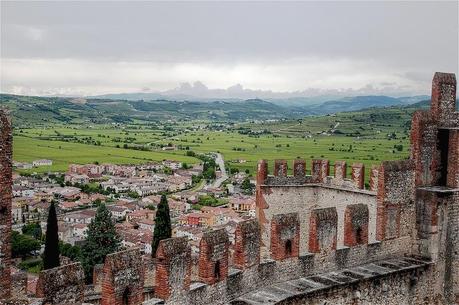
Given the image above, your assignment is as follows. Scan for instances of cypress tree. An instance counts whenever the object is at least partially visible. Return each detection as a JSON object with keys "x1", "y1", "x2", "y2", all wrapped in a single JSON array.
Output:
[
  {"x1": 81, "y1": 203, "x2": 121, "y2": 282},
  {"x1": 43, "y1": 202, "x2": 60, "y2": 269},
  {"x1": 151, "y1": 194, "x2": 172, "y2": 257}
]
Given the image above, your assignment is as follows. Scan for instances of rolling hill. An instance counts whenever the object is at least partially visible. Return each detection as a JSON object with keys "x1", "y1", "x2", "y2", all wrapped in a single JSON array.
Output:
[{"x1": 0, "y1": 93, "x2": 454, "y2": 127}]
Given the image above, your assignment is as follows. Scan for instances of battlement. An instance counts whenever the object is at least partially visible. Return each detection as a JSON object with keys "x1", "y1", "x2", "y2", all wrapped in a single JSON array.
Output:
[
  {"x1": 1, "y1": 73, "x2": 458, "y2": 305},
  {"x1": 257, "y1": 159, "x2": 373, "y2": 192}
]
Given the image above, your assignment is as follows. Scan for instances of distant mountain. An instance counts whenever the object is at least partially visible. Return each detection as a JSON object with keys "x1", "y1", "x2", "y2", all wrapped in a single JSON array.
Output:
[
  {"x1": 0, "y1": 93, "x2": 443, "y2": 127},
  {"x1": 0, "y1": 94, "x2": 291, "y2": 126}
]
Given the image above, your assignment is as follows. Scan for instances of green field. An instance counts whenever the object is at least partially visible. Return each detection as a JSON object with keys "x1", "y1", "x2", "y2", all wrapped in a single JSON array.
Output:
[
  {"x1": 13, "y1": 118, "x2": 409, "y2": 179},
  {"x1": 13, "y1": 135, "x2": 198, "y2": 173}
]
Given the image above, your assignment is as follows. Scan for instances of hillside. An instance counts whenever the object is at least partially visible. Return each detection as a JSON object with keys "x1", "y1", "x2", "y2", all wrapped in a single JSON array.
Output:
[
  {"x1": 0, "y1": 93, "x2": 454, "y2": 128},
  {"x1": 245, "y1": 100, "x2": 433, "y2": 137},
  {"x1": 0, "y1": 94, "x2": 292, "y2": 126}
]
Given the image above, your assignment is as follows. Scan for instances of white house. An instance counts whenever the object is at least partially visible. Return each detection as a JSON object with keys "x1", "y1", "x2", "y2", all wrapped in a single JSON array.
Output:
[
  {"x1": 137, "y1": 219, "x2": 155, "y2": 232},
  {"x1": 32, "y1": 159, "x2": 53, "y2": 167}
]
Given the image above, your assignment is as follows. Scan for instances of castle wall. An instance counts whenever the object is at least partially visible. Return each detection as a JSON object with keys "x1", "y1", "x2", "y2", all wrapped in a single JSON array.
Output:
[
  {"x1": 101, "y1": 248, "x2": 145, "y2": 305},
  {"x1": 36, "y1": 263, "x2": 85, "y2": 305},
  {"x1": 0, "y1": 110, "x2": 12, "y2": 300},
  {"x1": 231, "y1": 259, "x2": 440, "y2": 305},
  {"x1": 257, "y1": 182, "x2": 377, "y2": 255}
]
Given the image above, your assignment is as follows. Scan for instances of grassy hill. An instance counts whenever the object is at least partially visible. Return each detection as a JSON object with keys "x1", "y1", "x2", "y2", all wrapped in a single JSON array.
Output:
[
  {"x1": 0, "y1": 94, "x2": 293, "y2": 126},
  {"x1": 1, "y1": 93, "x2": 440, "y2": 127},
  {"x1": 245, "y1": 100, "x2": 432, "y2": 137}
]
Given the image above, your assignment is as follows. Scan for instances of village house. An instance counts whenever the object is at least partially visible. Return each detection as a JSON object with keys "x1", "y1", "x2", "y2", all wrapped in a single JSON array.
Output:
[
  {"x1": 173, "y1": 225, "x2": 204, "y2": 242},
  {"x1": 71, "y1": 223, "x2": 88, "y2": 239},
  {"x1": 184, "y1": 212, "x2": 214, "y2": 227},
  {"x1": 162, "y1": 160, "x2": 182, "y2": 170},
  {"x1": 64, "y1": 173, "x2": 90, "y2": 185},
  {"x1": 136, "y1": 218, "x2": 155, "y2": 232},
  {"x1": 12, "y1": 185, "x2": 35, "y2": 198},
  {"x1": 229, "y1": 195, "x2": 255, "y2": 213},
  {"x1": 13, "y1": 161, "x2": 33, "y2": 169},
  {"x1": 201, "y1": 206, "x2": 240, "y2": 226},
  {"x1": 126, "y1": 209, "x2": 155, "y2": 223},
  {"x1": 63, "y1": 210, "x2": 96, "y2": 224},
  {"x1": 107, "y1": 205, "x2": 130, "y2": 220},
  {"x1": 60, "y1": 201, "x2": 81, "y2": 211},
  {"x1": 32, "y1": 159, "x2": 53, "y2": 167},
  {"x1": 11, "y1": 200, "x2": 22, "y2": 223}
]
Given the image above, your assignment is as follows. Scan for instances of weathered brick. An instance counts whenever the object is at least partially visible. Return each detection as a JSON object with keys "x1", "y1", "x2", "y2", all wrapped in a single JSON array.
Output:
[
  {"x1": 233, "y1": 219, "x2": 260, "y2": 269},
  {"x1": 198, "y1": 229, "x2": 229, "y2": 285},
  {"x1": 0, "y1": 109, "x2": 12, "y2": 300},
  {"x1": 155, "y1": 237, "x2": 191, "y2": 300},
  {"x1": 271, "y1": 213, "x2": 300, "y2": 260}
]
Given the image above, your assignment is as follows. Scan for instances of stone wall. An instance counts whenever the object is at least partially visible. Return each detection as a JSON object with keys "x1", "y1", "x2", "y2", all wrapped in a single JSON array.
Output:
[
  {"x1": 233, "y1": 219, "x2": 260, "y2": 270},
  {"x1": 375, "y1": 160, "x2": 415, "y2": 241},
  {"x1": 308, "y1": 208, "x2": 337, "y2": 253},
  {"x1": 230, "y1": 258, "x2": 439, "y2": 305},
  {"x1": 198, "y1": 229, "x2": 229, "y2": 285},
  {"x1": 271, "y1": 213, "x2": 300, "y2": 260},
  {"x1": 257, "y1": 179, "x2": 377, "y2": 255},
  {"x1": 36, "y1": 263, "x2": 85, "y2": 305},
  {"x1": 101, "y1": 248, "x2": 144, "y2": 305},
  {"x1": 344, "y1": 204, "x2": 369, "y2": 247},
  {"x1": 0, "y1": 109, "x2": 12, "y2": 300},
  {"x1": 155, "y1": 237, "x2": 191, "y2": 301}
]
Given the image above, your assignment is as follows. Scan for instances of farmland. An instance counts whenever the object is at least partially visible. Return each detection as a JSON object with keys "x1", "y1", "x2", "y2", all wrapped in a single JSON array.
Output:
[
  {"x1": 13, "y1": 116, "x2": 410, "y2": 180},
  {"x1": 7, "y1": 93, "x2": 428, "y2": 179}
]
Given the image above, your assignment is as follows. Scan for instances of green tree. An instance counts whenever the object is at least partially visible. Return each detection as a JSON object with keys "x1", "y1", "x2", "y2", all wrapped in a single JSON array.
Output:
[
  {"x1": 59, "y1": 242, "x2": 81, "y2": 261},
  {"x1": 43, "y1": 202, "x2": 60, "y2": 269},
  {"x1": 12, "y1": 231, "x2": 41, "y2": 259},
  {"x1": 151, "y1": 195, "x2": 171, "y2": 257},
  {"x1": 22, "y1": 222, "x2": 42, "y2": 240},
  {"x1": 81, "y1": 204, "x2": 121, "y2": 282}
]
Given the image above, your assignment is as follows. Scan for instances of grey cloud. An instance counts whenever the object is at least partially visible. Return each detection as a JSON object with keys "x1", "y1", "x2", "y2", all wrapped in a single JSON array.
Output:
[{"x1": 1, "y1": 1, "x2": 458, "y2": 96}]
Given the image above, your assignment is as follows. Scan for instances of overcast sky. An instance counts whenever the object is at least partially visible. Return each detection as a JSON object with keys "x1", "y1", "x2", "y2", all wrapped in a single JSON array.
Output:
[{"x1": 1, "y1": 1, "x2": 458, "y2": 97}]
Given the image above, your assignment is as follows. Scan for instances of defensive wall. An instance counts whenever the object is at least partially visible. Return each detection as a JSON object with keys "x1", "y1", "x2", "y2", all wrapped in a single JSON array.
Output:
[{"x1": 0, "y1": 72, "x2": 458, "y2": 305}]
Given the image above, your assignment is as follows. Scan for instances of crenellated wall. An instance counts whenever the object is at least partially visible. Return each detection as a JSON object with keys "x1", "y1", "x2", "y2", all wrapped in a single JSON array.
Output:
[
  {"x1": 101, "y1": 248, "x2": 145, "y2": 305},
  {"x1": 1, "y1": 73, "x2": 458, "y2": 305},
  {"x1": 256, "y1": 158, "x2": 378, "y2": 254},
  {"x1": 36, "y1": 263, "x2": 85, "y2": 305}
]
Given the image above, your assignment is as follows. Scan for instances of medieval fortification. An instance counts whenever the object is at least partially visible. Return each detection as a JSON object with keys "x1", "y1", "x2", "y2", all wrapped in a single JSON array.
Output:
[{"x1": 1, "y1": 72, "x2": 458, "y2": 305}]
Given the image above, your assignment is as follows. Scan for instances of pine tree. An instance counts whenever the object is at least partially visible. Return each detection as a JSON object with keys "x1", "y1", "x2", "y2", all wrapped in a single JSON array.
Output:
[
  {"x1": 43, "y1": 202, "x2": 60, "y2": 270},
  {"x1": 81, "y1": 203, "x2": 121, "y2": 282},
  {"x1": 151, "y1": 194, "x2": 172, "y2": 257}
]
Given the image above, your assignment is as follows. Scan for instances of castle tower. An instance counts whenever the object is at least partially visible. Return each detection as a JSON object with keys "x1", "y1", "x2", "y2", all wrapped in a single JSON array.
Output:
[
  {"x1": 411, "y1": 72, "x2": 459, "y2": 303},
  {"x1": 0, "y1": 109, "x2": 12, "y2": 300}
]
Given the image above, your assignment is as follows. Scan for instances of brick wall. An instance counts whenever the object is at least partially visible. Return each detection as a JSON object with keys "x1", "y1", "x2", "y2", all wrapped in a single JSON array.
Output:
[
  {"x1": 270, "y1": 213, "x2": 300, "y2": 260},
  {"x1": 233, "y1": 219, "x2": 260, "y2": 270},
  {"x1": 351, "y1": 163, "x2": 365, "y2": 189},
  {"x1": 274, "y1": 159, "x2": 288, "y2": 177},
  {"x1": 431, "y1": 72, "x2": 457, "y2": 126},
  {"x1": 334, "y1": 161, "x2": 347, "y2": 181},
  {"x1": 369, "y1": 165, "x2": 379, "y2": 191},
  {"x1": 36, "y1": 263, "x2": 85, "y2": 305},
  {"x1": 0, "y1": 110, "x2": 12, "y2": 300},
  {"x1": 155, "y1": 237, "x2": 191, "y2": 300},
  {"x1": 101, "y1": 248, "x2": 144, "y2": 305},
  {"x1": 376, "y1": 160, "x2": 415, "y2": 241},
  {"x1": 198, "y1": 229, "x2": 229, "y2": 285},
  {"x1": 309, "y1": 208, "x2": 338, "y2": 253},
  {"x1": 344, "y1": 204, "x2": 369, "y2": 247},
  {"x1": 293, "y1": 159, "x2": 306, "y2": 178},
  {"x1": 447, "y1": 130, "x2": 459, "y2": 187}
]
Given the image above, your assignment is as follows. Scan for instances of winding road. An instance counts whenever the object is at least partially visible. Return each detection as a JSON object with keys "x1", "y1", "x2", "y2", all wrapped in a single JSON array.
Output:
[{"x1": 212, "y1": 152, "x2": 228, "y2": 188}]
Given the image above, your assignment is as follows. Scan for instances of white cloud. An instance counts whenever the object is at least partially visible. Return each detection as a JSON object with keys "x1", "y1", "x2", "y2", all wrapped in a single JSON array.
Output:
[{"x1": 0, "y1": 57, "x2": 429, "y2": 97}]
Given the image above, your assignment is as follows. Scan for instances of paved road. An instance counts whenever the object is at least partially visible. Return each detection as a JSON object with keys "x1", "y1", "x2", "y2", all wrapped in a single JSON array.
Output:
[{"x1": 212, "y1": 153, "x2": 228, "y2": 188}]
